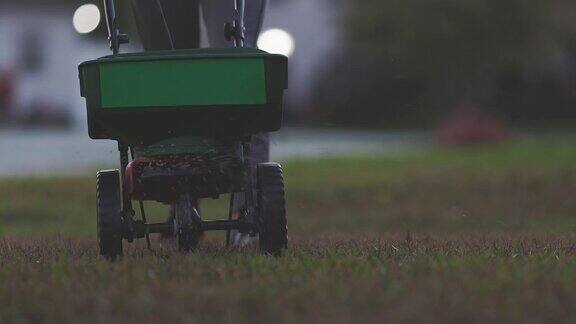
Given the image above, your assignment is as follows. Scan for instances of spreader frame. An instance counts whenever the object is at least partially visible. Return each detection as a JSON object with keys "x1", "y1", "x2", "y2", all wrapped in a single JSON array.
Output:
[{"x1": 88, "y1": 0, "x2": 288, "y2": 258}]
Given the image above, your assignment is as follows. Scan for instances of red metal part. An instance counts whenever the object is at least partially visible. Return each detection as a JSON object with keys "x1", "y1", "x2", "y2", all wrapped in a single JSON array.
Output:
[{"x1": 126, "y1": 156, "x2": 180, "y2": 204}]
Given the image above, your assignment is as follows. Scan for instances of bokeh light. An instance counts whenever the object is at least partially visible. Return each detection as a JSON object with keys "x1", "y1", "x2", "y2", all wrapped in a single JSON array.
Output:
[
  {"x1": 73, "y1": 4, "x2": 101, "y2": 34},
  {"x1": 257, "y1": 28, "x2": 295, "y2": 57}
]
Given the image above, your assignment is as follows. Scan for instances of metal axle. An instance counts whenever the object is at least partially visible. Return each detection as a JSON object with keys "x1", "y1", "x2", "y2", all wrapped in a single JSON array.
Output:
[{"x1": 131, "y1": 219, "x2": 244, "y2": 239}]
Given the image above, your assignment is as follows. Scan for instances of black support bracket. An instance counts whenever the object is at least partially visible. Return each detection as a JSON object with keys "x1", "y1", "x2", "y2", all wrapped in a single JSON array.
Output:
[{"x1": 132, "y1": 219, "x2": 247, "y2": 239}]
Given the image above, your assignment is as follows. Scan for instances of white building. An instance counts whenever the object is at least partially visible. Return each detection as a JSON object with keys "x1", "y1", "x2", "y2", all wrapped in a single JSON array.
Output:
[{"x1": 0, "y1": 2, "x2": 109, "y2": 128}]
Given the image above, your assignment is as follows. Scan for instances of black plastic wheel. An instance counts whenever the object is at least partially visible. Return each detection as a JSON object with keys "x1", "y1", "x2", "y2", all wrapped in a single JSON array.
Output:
[
  {"x1": 257, "y1": 162, "x2": 288, "y2": 255},
  {"x1": 96, "y1": 170, "x2": 123, "y2": 260},
  {"x1": 174, "y1": 194, "x2": 202, "y2": 252}
]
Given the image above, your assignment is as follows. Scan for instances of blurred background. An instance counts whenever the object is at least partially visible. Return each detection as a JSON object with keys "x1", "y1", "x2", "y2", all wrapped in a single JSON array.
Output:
[
  {"x1": 0, "y1": 0, "x2": 575, "y2": 174},
  {"x1": 3, "y1": 3, "x2": 576, "y2": 321}
]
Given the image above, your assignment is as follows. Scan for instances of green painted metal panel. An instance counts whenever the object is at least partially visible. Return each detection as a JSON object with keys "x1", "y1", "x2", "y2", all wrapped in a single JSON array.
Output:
[{"x1": 99, "y1": 58, "x2": 267, "y2": 108}]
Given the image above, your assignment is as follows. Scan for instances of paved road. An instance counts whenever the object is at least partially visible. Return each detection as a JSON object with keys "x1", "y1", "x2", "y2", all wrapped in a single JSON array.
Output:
[{"x1": 0, "y1": 127, "x2": 427, "y2": 177}]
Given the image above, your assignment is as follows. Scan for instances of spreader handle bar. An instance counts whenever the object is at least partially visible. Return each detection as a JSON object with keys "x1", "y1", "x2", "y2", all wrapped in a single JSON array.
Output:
[
  {"x1": 233, "y1": 0, "x2": 246, "y2": 47},
  {"x1": 224, "y1": 0, "x2": 246, "y2": 47},
  {"x1": 103, "y1": 0, "x2": 129, "y2": 54}
]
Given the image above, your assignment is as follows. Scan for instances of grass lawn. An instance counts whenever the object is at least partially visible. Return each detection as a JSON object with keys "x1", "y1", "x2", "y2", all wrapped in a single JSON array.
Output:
[{"x1": 2, "y1": 136, "x2": 576, "y2": 322}]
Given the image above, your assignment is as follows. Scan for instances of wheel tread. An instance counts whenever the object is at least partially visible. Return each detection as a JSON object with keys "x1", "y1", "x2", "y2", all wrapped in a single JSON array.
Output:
[
  {"x1": 96, "y1": 170, "x2": 123, "y2": 260},
  {"x1": 257, "y1": 163, "x2": 288, "y2": 255}
]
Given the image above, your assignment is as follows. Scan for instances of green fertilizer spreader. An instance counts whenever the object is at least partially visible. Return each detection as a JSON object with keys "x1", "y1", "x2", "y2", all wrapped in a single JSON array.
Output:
[{"x1": 79, "y1": 0, "x2": 288, "y2": 259}]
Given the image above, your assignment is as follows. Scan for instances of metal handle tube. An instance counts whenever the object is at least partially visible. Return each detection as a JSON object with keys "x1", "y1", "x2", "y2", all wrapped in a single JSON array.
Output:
[
  {"x1": 103, "y1": 0, "x2": 119, "y2": 54},
  {"x1": 233, "y1": 0, "x2": 246, "y2": 47}
]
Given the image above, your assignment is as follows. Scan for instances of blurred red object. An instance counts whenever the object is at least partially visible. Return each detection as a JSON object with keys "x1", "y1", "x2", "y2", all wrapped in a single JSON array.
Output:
[
  {"x1": 437, "y1": 111, "x2": 511, "y2": 147},
  {"x1": 0, "y1": 70, "x2": 15, "y2": 118}
]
